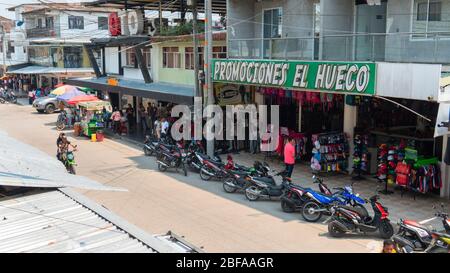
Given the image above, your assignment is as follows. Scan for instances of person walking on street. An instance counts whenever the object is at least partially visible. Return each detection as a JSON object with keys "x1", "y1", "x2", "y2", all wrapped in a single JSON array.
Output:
[{"x1": 284, "y1": 136, "x2": 296, "y2": 178}]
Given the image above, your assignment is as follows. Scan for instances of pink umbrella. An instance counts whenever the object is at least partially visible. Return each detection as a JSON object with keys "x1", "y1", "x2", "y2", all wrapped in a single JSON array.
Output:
[{"x1": 67, "y1": 95, "x2": 99, "y2": 105}]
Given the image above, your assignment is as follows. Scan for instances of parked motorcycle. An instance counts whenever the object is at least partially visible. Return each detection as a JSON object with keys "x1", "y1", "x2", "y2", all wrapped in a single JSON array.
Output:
[
  {"x1": 244, "y1": 171, "x2": 293, "y2": 201},
  {"x1": 198, "y1": 154, "x2": 232, "y2": 181},
  {"x1": 393, "y1": 203, "x2": 450, "y2": 253},
  {"x1": 280, "y1": 175, "x2": 331, "y2": 213},
  {"x1": 143, "y1": 135, "x2": 159, "y2": 156},
  {"x1": 326, "y1": 194, "x2": 394, "y2": 239},
  {"x1": 0, "y1": 91, "x2": 17, "y2": 104},
  {"x1": 156, "y1": 144, "x2": 188, "y2": 176},
  {"x1": 56, "y1": 111, "x2": 69, "y2": 131},
  {"x1": 300, "y1": 179, "x2": 367, "y2": 222}
]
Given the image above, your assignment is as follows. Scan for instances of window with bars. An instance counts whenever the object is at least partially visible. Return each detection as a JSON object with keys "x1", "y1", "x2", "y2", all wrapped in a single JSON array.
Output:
[
  {"x1": 68, "y1": 16, "x2": 84, "y2": 29},
  {"x1": 98, "y1": 17, "x2": 108, "y2": 30},
  {"x1": 413, "y1": 0, "x2": 448, "y2": 38},
  {"x1": 142, "y1": 47, "x2": 151, "y2": 68},
  {"x1": 162, "y1": 47, "x2": 181, "y2": 68},
  {"x1": 185, "y1": 46, "x2": 226, "y2": 70}
]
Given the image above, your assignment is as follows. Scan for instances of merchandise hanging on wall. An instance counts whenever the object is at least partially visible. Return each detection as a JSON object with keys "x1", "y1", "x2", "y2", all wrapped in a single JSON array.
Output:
[
  {"x1": 310, "y1": 132, "x2": 349, "y2": 174},
  {"x1": 352, "y1": 134, "x2": 369, "y2": 180}
]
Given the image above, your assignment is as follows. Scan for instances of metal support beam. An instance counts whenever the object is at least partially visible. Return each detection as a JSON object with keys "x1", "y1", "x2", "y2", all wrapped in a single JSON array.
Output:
[
  {"x1": 191, "y1": 0, "x2": 200, "y2": 97},
  {"x1": 134, "y1": 45, "x2": 152, "y2": 84},
  {"x1": 84, "y1": 45, "x2": 102, "y2": 78}
]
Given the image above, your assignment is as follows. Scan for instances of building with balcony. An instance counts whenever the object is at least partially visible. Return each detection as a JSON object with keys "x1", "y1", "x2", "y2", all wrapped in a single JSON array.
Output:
[
  {"x1": 222, "y1": 0, "x2": 450, "y2": 199},
  {"x1": 5, "y1": 3, "x2": 117, "y2": 91}
]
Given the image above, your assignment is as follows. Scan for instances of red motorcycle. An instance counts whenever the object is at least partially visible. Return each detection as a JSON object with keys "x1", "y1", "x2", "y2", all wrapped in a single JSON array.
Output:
[
  {"x1": 326, "y1": 194, "x2": 394, "y2": 239},
  {"x1": 199, "y1": 154, "x2": 234, "y2": 181}
]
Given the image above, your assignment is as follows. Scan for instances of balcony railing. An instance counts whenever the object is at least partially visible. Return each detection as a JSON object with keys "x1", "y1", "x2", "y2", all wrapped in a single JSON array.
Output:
[
  {"x1": 26, "y1": 27, "x2": 60, "y2": 38},
  {"x1": 228, "y1": 32, "x2": 450, "y2": 64}
]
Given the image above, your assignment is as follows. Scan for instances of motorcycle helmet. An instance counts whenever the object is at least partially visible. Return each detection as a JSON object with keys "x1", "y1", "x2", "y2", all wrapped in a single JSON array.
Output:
[
  {"x1": 387, "y1": 155, "x2": 395, "y2": 161},
  {"x1": 388, "y1": 161, "x2": 397, "y2": 169},
  {"x1": 388, "y1": 150, "x2": 396, "y2": 155}
]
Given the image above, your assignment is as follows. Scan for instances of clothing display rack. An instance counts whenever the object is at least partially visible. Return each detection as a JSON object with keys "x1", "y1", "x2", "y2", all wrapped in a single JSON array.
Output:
[
  {"x1": 352, "y1": 134, "x2": 369, "y2": 180},
  {"x1": 311, "y1": 132, "x2": 349, "y2": 174}
]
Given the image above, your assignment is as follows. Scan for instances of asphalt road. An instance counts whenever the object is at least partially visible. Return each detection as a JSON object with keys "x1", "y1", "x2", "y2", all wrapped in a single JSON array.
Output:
[{"x1": 0, "y1": 103, "x2": 383, "y2": 252}]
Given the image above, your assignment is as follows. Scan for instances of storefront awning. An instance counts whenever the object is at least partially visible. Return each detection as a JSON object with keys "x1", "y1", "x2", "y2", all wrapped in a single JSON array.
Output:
[
  {"x1": 66, "y1": 77, "x2": 194, "y2": 105},
  {"x1": 6, "y1": 65, "x2": 94, "y2": 75}
]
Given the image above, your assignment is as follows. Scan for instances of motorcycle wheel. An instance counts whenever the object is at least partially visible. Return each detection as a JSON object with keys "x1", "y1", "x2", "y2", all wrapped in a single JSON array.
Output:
[
  {"x1": 328, "y1": 221, "x2": 346, "y2": 238},
  {"x1": 67, "y1": 165, "x2": 76, "y2": 175},
  {"x1": 0, "y1": 98, "x2": 5, "y2": 104},
  {"x1": 56, "y1": 121, "x2": 65, "y2": 131},
  {"x1": 301, "y1": 201, "x2": 323, "y2": 222},
  {"x1": 158, "y1": 162, "x2": 168, "y2": 172},
  {"x1": 182, "y1": 163, "x2": 188, "y2": 176},
  {"x1": 379, "y1": 220, "x2": 394, "y2": 239},
  {"x1": 199, "y1": 167, "x2": 212, "y2": 181},
  {"x1": 143, "y1": 146, "x2": 153, "y2": 156},
  {"x1": 223, "y1": 178, "x2": 237, "y2": 193},
  {"x1": 281, "y1": 198, "x2": 295, "y2": 213},
  {"x1": 245, "y1": 186, "x2": 259, "y2": 201},
  {"x1": 11, "y1": 96, "x2": 17, "y2": 104}
]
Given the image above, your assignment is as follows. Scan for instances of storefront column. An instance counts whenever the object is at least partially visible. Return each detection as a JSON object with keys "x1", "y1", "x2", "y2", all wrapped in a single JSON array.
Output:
[
  {"x1": 344, "y1": 95, "x2": 357, "y2": 172},
  {"x1": 441, "y1": 134, "x2": 450, "y2": 199}
]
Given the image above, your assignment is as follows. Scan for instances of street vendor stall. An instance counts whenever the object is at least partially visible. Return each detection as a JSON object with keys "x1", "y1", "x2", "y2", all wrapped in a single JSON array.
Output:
[{"x1": 76, "y1": 100, "x2": 112, "y2": 140}]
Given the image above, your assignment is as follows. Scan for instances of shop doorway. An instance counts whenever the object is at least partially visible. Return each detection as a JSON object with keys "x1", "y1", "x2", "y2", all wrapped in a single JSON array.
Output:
[{"x1": 108, "y1": 92, "x2": 120, "y2": 110}]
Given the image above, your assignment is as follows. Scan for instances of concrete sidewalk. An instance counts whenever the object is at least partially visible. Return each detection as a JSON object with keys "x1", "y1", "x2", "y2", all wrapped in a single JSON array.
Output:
[
  {"x1": 106, "y1": 132, "x2": 450, "y2": 227},
  {"x1": 232, "y1": 152, "x2": 450, "y2": 226}
]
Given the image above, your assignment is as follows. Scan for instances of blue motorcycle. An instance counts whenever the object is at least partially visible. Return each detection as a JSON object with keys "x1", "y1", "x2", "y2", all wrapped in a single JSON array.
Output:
[{"x1": 301, "y1": 179, "x2": 367, "y2": 223}]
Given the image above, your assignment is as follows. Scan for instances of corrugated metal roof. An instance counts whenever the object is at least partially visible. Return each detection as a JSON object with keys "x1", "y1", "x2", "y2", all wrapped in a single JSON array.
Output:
[
  {"x1": 0, "y1": 190, "x2": 155, "y2": 253},
  {"x1": 0, "y1": 130, "x2": 125, "y2": 191}
]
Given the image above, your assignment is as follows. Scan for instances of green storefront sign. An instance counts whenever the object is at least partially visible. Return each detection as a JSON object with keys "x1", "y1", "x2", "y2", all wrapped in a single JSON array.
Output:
[{"x1": 212, "y1": 59, "x2": 376, "y2": 95}]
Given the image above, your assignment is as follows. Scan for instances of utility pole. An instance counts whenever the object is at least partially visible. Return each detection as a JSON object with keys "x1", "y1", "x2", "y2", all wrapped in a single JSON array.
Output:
[
  {"x1": 191, "y1": 0, "x2": 200, "y2": 97},
  {"x1": 0, "y1": 26, "x2": 6, "y2": 77},
  {"x1": 204, "y1": 0, "x2": 214, "y2": 156}
]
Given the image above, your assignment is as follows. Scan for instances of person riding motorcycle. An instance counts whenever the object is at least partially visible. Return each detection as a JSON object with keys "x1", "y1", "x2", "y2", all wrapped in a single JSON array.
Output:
[{"x1": 57, "y1": 134, "x2": 76, "y2": 162}]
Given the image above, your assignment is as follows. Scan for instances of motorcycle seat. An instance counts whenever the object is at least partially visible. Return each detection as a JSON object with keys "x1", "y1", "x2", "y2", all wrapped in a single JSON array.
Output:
[
  {"x1": 253, "y1": 176, "x2": 275, "y2": 185},
  {"x1": 235, "y1": 164, "x2": 251, "y2": 172},
  {"x1": 341, "y1": 205, "x2": 369, "y2": 218},
  {"x1": 198, "y1": 153, "x2": 222, "y2": 165},
  {"x1": 403, "y1": 220, "x2": 425, "y2": 228}
]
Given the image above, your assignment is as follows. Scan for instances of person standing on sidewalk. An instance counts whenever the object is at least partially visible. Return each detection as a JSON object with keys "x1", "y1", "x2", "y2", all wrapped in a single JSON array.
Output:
[
  {"x1": 110, "y1": 108, "x2": 122, "y2": 135},
  {"x1": 284, "y1": 137, "x2": 296, "y2": 178}
]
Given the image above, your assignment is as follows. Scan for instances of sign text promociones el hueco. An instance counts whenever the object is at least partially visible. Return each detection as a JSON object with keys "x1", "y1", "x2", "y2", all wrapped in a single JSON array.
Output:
[{"x1": 212, "y1": 59, "x2": 376, "y2": 95}]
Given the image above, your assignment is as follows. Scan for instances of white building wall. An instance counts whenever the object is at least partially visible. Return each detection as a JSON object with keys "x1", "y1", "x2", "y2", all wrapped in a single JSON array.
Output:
[
  {"x1": 105, "y1": 47, "x2": 119, "y2": 74},
  {"x1": 376, "y1": 62, "x2": 441, "y2": 101},
  {"x1": 123, "y1": 67, "x2": 144, "y2": 81},
  {"x1": 58, "y1": 11, "x2": 110, "y2": 39}
]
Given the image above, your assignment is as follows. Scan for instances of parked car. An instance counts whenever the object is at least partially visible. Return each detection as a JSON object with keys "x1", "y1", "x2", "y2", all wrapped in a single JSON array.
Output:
[{"x1": 32, "y1": 94, "x2": 59, "y2": 114}]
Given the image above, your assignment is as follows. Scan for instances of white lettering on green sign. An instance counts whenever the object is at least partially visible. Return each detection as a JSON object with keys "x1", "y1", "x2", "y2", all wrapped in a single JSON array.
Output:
[{"x1": 213, "y1": 60, "x2": 376, "y2": 95}]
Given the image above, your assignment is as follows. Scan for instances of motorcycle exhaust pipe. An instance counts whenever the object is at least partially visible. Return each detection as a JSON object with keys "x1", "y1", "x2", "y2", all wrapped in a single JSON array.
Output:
[
  {"x1": 331, "y1": 220, "x2": 350, "y2": 232},
  {"x1": 246, "y1": 187, "x2": 266, "y2": 198},
  {"x1": 201, "y1": 168, "x2": 215, "y2": 177},
  {"x1": 224, "y1": 180, "x2": 238, "y2": 189},
  {"x1": 157, "y1": 161, "x2": 170, "y2": 168}
]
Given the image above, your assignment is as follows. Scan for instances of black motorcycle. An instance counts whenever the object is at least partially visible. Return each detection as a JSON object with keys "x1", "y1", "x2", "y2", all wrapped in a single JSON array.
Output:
[
  {"x1": 244, "y1": 171, "x2": 292, "y2": 201},
  {"x1": 156, "y1": 145, "x2": 188, "y2": 176},
  {"x1": 143, "y1": 135, "x2": 159, "y2": 156},
  {"x1": 326, "y1": 194, "x2": 394, "y2": 239},
  {"x1": 392, "y1": 204, "x2": 450, "y2": 253}
]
